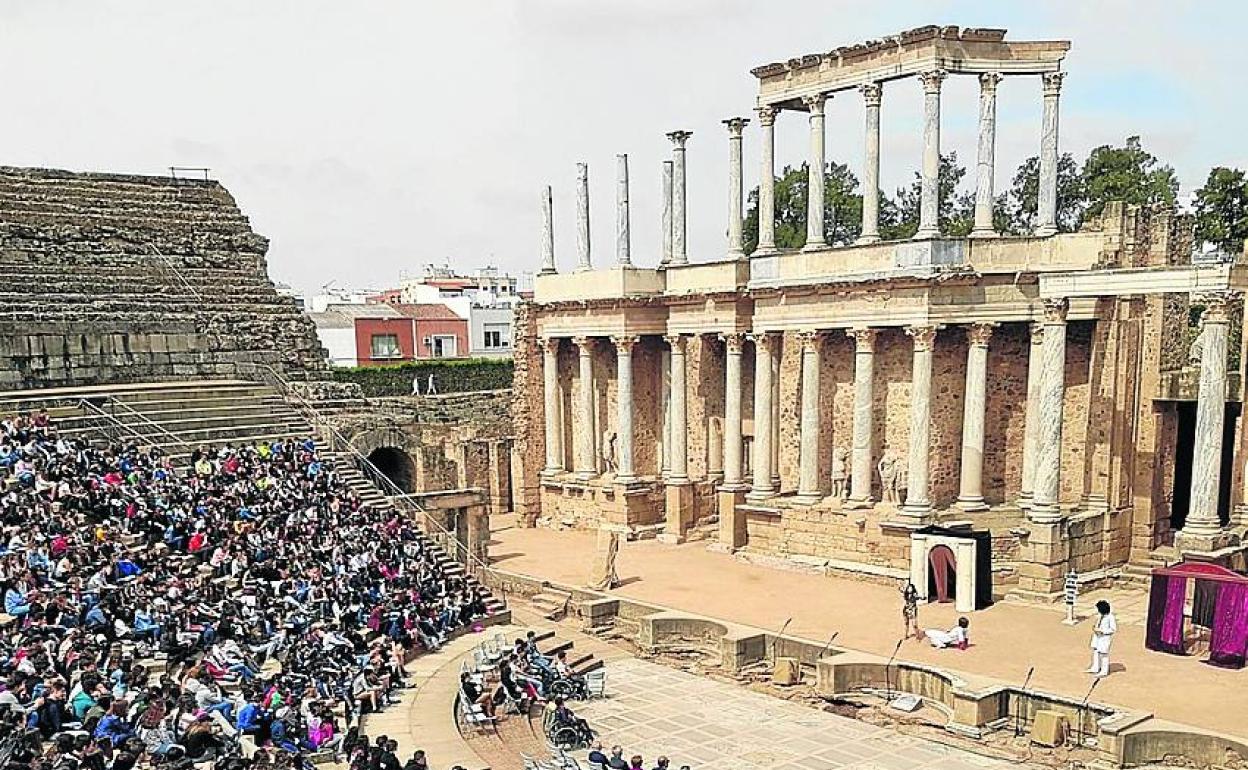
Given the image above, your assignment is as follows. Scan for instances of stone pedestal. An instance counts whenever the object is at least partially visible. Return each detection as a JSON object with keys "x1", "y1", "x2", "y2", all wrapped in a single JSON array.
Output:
[
  {"x1": 1013, "y1": 521, "x2": 1068, "y2": 602},
  {"x1": 660, "y1": 483, "x2": 695, "y2": 544},
  {"x1": 713, "y1": 488, "x2": 748, "y2": 551}
]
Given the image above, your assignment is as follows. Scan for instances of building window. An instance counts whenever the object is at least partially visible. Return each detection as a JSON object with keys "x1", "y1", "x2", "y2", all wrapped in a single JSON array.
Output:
[
  {"x1": 370, "y1": 334, "x2": 401, "y2": 359},
  {"x1": 484, "y1": 324, "x2": 509, "y2": 349},
  {"x1": 431, "y1": 334, "x2": 457, "y2": 358}
]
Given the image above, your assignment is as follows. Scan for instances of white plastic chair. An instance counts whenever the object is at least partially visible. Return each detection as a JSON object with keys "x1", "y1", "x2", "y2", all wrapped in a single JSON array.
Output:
[
  {"x1": 584, "y1": 669, "x2": 606, "y2": 699},
  {"x1": 473, "y1": 648, "x2": 498, "y2": 676}
]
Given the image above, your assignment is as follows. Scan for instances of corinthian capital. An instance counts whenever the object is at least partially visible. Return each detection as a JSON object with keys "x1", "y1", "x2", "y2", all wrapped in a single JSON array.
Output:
[
  {"x1": 1198, "y1": 290, "x2": 1240, "y2": 325},
  {"x1": 666, "y1": 130, "x2": 693, "y2": 148},
  {"x1": 1041, "y1": 297, "x2": 1069, "y2": 325},
  {"x1": 1042, "y1": 71, "x2": 1066, "y2": 98},
  {"x1": 750, "y1": 331, "x2": 779, "y2": 354},
  {"x1": 663, "y1": 333, "x2": 687, "y2": 353},
  {"x1": 796, "y1": 330, "x2": 823, "y2": 352},
  {"x1": 919, "y1": 69, "x2": 947, "y2": 94},
  {"x1": 978, "y1": 71, "x2": 1003, "y2": 94},
  {"x1": 720, "y1": 332, "x2": 746, "y2": 354},
  {"x1": 541, "y1": 337, "x2": 562, "y2": 355},
  {"x1": 906, "y1": 325, "x2": 938, "y2": 352},
  {"x1": 755, "y1": 105, "x2": 779, "y2": 127},
  {"x1": 612, "y1": 335, "x2": 638, "y2": 354},
  {"x1": 800, "y1": 93, "x2": 828, "y2": 115},
  {"x1": 860, "y1": 82, "x2": 882, "y2": 108},
  {"x1": 723, "y1": 116, "x2": 750, "y2": 136},
  {"x1": 848, "y1": 327, "x2": 878, "y2": 353},
  {"x1": 967, "y1": 323, "x2": 996, "y2": 347}
]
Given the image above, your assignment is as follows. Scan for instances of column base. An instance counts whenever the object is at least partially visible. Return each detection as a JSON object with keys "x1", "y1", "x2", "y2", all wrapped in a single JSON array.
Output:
[
  {"x1": 725, "y1": 249, "x2": 746, "y2": 260},
  {"x1": 899, "y1": 502, "x2": 933, "y2": 521},
  {"x1": 955, "y1": 496, "x2": 989, "y2": 512},
  {"x1": 538, "y1": 267, "x2": 558, "y2": 275},
  {"x1": 844, "y1": 496, "x2": 875, "y2": 510},
  {"x1": 1174, "y1": 528, "x2": 1235, "y2": 554},
  {"x1": 1035, "y1": 224, "x2": 1058, "y2": 237},
  {"x1": 793, "y1": 492, "x2": 825, "y2": 505},
  {"x1": 854, "y1": 234, "x2": 880, "y2": 246},
  {"x1": 913, "y1": 227, "x2": 940, "y2": 240},
  {"x1": 542, "y1": 467, "x2": 566, "y2": 478},
  {"x1": 801, "y1": 240, "x2": 828, "y2": 252},
  {"x1": 661, "y1": 482, "x2": 695, "y2": 544},
  {"x1": 575, "y1": 469, "x2": 597, "y2": 481},
  {"x1": 613, "y1": 474, "x2": 639, "y2": 487},
  {"x1": 968, "y1": 228, "x2": 999, "y2": 239},
  {"x1": 752, "y1": 244, "x2": 778, "y2": 257},
  {"x1": 1016, "y1": 491, "x2": 1034, "y2": 510},
  {"x1": 716, "y1": 488, "x2": 749, "y2": 551},
  {"x1": 1028, "y1": 502, "x2": 1064, "y2": 524},
  {"x1": 746, "y1": 486, "x2": 777, "y2": 503}
]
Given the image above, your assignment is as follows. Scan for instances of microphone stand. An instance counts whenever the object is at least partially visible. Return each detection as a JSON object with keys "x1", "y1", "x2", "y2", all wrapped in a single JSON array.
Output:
[
  {"x1": 771, "y1": 617, "x2": 793, "y2": 676},
  {"x1": 1014, "y1": 666, "x2": 1035, "y2": 737},
  {"x1": 817, "y1": 632, "x2": 839, "y2": 661},
  {"x1": 1076, "y1": 677, "x2": 1100, "y2": 748},
  {"x1": 883, "y1": 638, "x2": 904, "y2": 703}
]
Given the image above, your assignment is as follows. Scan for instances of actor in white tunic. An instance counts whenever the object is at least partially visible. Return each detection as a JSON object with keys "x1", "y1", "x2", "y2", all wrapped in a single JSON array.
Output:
[
  {"x1": 1087, "y1": 600, "x2": 1117, "y2": 676},
  {"x1": 924, "y1": 617, "x2": 970, "y2": 649}
]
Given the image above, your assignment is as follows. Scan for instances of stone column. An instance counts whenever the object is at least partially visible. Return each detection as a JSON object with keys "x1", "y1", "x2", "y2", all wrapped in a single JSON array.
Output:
[
  {"x1": 901, "y1": 325, "x2": 937, "y2": 518},
  {"x1": 748, "y1": 333, "x2": 777, "y2": 499},
  {"x1": 857, "y1": 83, "x2": 882, "y2": 244},
  {"x1": 722, "y1": 333, "x2": 746, "y2": 488},
  {"x1": 1018, "y1": 323, "x2": 1044, "y2": 508},
  {"x1": 847, "y1": 328, "x2": 878, "y2": 507},
  {"x1": 573, "y1": 336, "x2": 597, "y2": 479},
  {"x1": 666, "y1": 335, "x2": 689, "y2": 483},
  {"x1": 795, "y1": 331, "x2": 824, "y2": 502},
  {"x1": 616, "y1": 154, "x2": 631, "y2": 266},
  {"x1": 1030, "y1": 299, "x2": 1068, "y2": 523},
  {"x1": 915, "y1": 70, "x2": 946, "y2": 240},
  {"x1": 541, "y1": 337, "x2": 564, "y2": 475},
  {"x1": 1036, "y1": 72, "x2": 1065, "y2": 237},
  {"x1": 970, "y1": 73, "x2": 1002, "y2": 238},
  {"x1": 667, "y1": 131, "x2": 692, "y2": 265},
  {"x1": 725, "y1": 117, "x2": 749, "y2": 259},
  {"x1": 661, "y1": 160, "x2": 674, "y2": 266},
  {"x1": 540, "y1": 185, "x2": 556, "y2": 274},
  {"x1": 575, "y1": 163, "x2": 592, "y2": 271},
  {"x1": 957, "y1": 324, "x2": 995, "y2": 510},
  {"x1": 756, "y1": 106, "x2": 778, "y2": 255},
  {"x1": 1177, "y1": 292, "x2": 1239, "y2": 551},
  {"x1": 613, "y1": 336, "x2": 638, "y2": 483},
  {"x1": 802, "y1": 94, "x2": 828, "y2": 251}
]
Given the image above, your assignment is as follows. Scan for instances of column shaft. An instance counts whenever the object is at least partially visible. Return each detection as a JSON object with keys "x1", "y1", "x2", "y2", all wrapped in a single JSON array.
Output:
[
  {"x1": 615, "y1": 154, "x2": 631, "y2": 266},
  {"x1": 575, "y1": 163, "x2": 591, "y2": 271},
  {"x1": 957, "y1": 324, "x2": 995, "y2": 509},
  {"x1": 540, "y1": 185, "x2": 556, "y2": 274},
  {"x1": 667, "y1": 131, "x2": 692, "y2": 265},
  {"x1": 1031, "y1": 300, "x2": 1068, "y2": 522},
  {"x1": 725, "y1": 118, "x2": 749, "y2": 258},
  {"x1": 749, "y1": 334, "x2": 776, "y2": 498},
  {"x1": 902, "y1": 326, "x2": 937, "y2": 517},
  {"x1": 858, "y1": 83, "x2": 882, "y2": 244},
  {"x1": 614, "y1": 337, "x2": 637, "y2": 482},
  {"x1": 848, "y1": 329, "x2": 877, "y2": 505},
  {"x1": 573, "y1": 336, "x2": 597, "y2": 479},
  {"x1": 915, "y1": 70, "x2": 946, "y2": 239},
  {"x1": 802, "y1": 94, "x2": 828, "y2": 251},
  {"x1": 541, "y1": 338, "x2": 564, "y2": 474},
  {"x1": 1019, "y1": 324, "x2": 1044, "y2": 507},
  {"x1": 1181, "y1": 292, "x2": 1237, "y2": 543},
  {"x1": 756, "y1": 106, "x2": 778, "y2": 254},
  {"x1": 970, "y1": 73, "x2": 1002, "y2": 238},
  {"x1": 796, "y1": 331, "x2": 823, "y2": 501},
  {"x1": 722, "y1": 334, "x2": 746, "y2": 488},
  {"x1": 1036, "y1": 72, "x2": 1065, "y2": 236},
  {"x1": 667, "y1": 335, "x2": 689, "y2": 483},
  {"x1": 661, "y1": 161, "x2": 673, "y2": 266}
]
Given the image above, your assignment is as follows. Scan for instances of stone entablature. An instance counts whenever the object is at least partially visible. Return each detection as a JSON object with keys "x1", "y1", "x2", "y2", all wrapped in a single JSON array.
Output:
[{"x1": 750, "y1": 26, "x2": 1068, "y2": 108}]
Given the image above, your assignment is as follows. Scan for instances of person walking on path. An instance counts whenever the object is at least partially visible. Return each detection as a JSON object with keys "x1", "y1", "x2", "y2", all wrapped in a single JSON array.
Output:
[
  {"x1": 900, "y1": 582, "x2": 920, "y2": 640},
  {"x1": 1087, "y1": 600, "x2": 1117, "y2": 677}
]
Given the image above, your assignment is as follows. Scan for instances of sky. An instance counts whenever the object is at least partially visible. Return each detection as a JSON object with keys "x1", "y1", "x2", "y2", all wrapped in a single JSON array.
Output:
[{"x1": 2, "y1": 1, "x2": 1246, "y2": 296}]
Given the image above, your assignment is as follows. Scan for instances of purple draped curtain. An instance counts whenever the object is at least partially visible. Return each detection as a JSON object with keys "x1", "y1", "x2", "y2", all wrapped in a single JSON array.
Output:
[
  {"x1": 1209, "y1": 582, "x2": 1248, "y2": 669},
  {"x1": 1146, "y1": 574, "x2": 1187, "y2": 655}
]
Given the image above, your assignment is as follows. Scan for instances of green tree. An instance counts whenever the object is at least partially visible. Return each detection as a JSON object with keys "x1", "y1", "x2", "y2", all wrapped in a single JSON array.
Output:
[
  {"x1": 743, "y1": 162, "x2": 863, "y2": 253},
  {"x1": 879, "y1": 152, "x2": 972, "y2": 239},
  {"x1": 1193, "y1": 167, "x2": 1248, "y2": 254},
  {"x1": 1001, "y1": 153, "x2": 1086, "y2": 234},
  {"x1": 1080, "y1": 136, "x2": 1179, "y2": 220}
]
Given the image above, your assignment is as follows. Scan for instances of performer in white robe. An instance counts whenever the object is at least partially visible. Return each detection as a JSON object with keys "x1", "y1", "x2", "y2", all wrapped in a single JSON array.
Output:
[
  {"x1": 924, "y1": 617, "x2": 969, "y2": 648},
  {"x1": 1087, "y1": 600, "x2": 1117, "y2": 676}
]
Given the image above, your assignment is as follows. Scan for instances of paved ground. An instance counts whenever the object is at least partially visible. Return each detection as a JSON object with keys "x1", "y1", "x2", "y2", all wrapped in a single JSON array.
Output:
[
  {"x1": 580, "y1": 657, "x2": 1012, "y2": 770},
  {"x1": 488, "y1": 515, "x2": 1246, "y2": 737}
]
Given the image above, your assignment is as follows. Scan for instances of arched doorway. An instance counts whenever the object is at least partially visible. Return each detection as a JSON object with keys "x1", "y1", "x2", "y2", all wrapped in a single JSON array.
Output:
[
  {"x1": 367, "y1": 447, "x2": 416, "y2": 493},
  {"x1": 927, "y1": 544, "x2": 957, "y2": 604}
]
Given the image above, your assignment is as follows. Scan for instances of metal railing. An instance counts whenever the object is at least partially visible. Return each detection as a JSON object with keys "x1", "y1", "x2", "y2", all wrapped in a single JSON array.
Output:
[
  {"x1": 76, "y1": 399, "x2": 167, "y2": 449},
  {"x1": 256, "y1": 364, "x2": 505, "y2": 608},
  {"x1": 100, "y1": 398, "x2": 193, "y2": 451}
]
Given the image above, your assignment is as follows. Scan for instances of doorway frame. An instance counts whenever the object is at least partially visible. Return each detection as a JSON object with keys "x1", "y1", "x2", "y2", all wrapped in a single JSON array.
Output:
[{"x1": 910, "y1": 533, "x2": 977, "y2": 613}]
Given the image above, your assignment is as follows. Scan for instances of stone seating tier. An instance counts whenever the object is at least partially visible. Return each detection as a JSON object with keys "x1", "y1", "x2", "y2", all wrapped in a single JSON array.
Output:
[{"x1": 0, "y1": 166, "x2": 327, "y2": 390}]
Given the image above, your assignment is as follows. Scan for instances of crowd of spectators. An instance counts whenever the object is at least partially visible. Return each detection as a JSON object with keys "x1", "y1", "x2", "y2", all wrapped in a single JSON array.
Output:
[{"x1": 0, "y1": 410, "x2": 494, "y2": 770}]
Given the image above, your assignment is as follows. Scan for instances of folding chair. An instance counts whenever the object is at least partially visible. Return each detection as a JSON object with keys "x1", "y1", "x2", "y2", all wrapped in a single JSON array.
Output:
[{"x1": 583, "y1": 669, "x2": 606, "y2": 699}]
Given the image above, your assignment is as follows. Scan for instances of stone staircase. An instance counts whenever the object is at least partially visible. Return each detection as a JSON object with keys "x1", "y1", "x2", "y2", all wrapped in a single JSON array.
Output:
[
  {"x1": 1118, "y1": 545, "x2": 1181, "y2": 590},
  {"x1": 0, "y1": 166, "x2": 328, "y2": 389},
  {"x1": 528, "y1": 587, "x2": 573, "y2": 620}
]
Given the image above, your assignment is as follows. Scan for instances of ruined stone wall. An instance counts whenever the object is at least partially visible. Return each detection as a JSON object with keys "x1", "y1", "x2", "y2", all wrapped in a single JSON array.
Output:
[
  {"x1": 983, "y1": 323, "x2": 1030, "y2": 503},
  {"x1": 509, "y1": 301, "x2": 543, "y2": 525},
  {"x1": 0, "y1": 167, "x2": 327, "y2": 389}
]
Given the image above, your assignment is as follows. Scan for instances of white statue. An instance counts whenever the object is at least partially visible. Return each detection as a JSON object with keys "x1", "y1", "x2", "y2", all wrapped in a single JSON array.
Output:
[
  {"x1": 878, "y1": 449, "x2": 902, "y2": 504},
  {"x1": 830, "y1": 446, "x2": 849, "y2": 499},
  {"x1": 599, "y1": 431, "x2": 617, "y2": 473},
  {"x1": 1189, "y1": 327, "x2": 1206, "y2": 366}
]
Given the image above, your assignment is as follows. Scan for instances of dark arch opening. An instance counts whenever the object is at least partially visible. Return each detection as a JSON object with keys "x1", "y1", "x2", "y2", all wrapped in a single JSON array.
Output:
[{"x1": 367, "y1": 446, "x2": 416, "y2": 493}]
